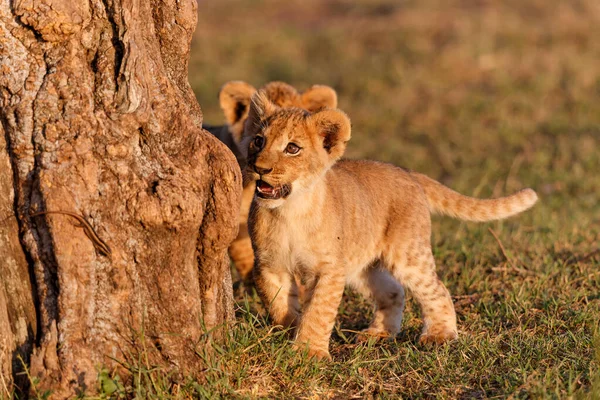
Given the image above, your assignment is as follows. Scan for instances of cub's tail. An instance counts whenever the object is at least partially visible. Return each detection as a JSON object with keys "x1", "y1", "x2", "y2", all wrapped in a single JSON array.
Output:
[{"x1": 411, "y1": 173, "x2": 538, "y2": 222}]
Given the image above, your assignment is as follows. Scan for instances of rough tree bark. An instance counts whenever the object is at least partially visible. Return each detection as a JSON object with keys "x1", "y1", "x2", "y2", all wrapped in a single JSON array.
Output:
[{"x1": 0, "y1": 0, "x2": 241, "y2": 397}]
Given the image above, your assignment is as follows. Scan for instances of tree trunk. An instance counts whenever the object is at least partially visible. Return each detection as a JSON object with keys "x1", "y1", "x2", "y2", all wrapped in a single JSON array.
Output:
[{"x1": 0, "y1": 0, "x2": 241, "y2": 397}]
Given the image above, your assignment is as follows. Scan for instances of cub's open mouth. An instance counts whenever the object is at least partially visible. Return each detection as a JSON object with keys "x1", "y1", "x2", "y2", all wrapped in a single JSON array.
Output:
[{"x1": 256, "y1": 180, "x2": 291, "y2": 200}]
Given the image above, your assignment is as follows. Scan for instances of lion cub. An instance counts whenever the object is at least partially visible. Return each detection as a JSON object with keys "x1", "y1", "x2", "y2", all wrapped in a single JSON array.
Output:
[
  {"x1": 207, "y1": 81, "x2": 338, "y2": 284},
  {"x1": 245, "y1": 91, "x2": 538, "y2": 360}
]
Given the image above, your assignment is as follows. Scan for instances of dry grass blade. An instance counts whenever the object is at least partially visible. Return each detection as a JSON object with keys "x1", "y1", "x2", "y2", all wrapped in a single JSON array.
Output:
[{"x1": 488, "y1": 227, "x2": 533, "y2": 276}]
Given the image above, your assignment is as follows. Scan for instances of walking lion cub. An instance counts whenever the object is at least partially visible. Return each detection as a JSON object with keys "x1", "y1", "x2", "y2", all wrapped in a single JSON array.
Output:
[{"x1": 245, "y1": 91, "x2": 538, "y2": 360}]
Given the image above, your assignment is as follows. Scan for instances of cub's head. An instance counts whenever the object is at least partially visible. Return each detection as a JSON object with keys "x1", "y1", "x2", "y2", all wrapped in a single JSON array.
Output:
[
  {"x1": 219, "y1": 81, "x2": 338, "y2": 146},
  {"x1": 244, "y1": 90, "x2": 351, "y2": 209}
]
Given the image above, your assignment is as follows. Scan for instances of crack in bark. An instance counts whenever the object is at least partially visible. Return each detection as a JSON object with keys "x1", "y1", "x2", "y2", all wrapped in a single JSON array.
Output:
[
  {"x1": 0, "y1": 113, "x2": 37, "y2": 397},
  {"x1": 28, "y1": 53, "x2": 62, "y2": 335},
  {"x1": 90, "y1": 49, "x2": 100, "y2": 114},
  {"x1": 99, "y1": 0, "x2": 124, "y2": 92},
  {"x1": 0, "y1": 7, "x2": 44, "y2": 393}
]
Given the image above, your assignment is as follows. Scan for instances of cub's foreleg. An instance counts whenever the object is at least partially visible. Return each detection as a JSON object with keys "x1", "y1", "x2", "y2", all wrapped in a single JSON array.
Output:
[
  {"x1": 254, "y1": 262, "x2": 301, "y2": 329},
  {"x1": 295, "y1": 267, "x2": 345, "y2": 360}
]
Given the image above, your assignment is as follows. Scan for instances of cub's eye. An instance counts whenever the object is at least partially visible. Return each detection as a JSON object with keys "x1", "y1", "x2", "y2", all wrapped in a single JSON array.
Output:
[
  {"x1": 253, "y1": 136, "x2": 264, "y2": 149},
  {"x1": 285, "y1": 143, "x2": 301, "y2": 155}
]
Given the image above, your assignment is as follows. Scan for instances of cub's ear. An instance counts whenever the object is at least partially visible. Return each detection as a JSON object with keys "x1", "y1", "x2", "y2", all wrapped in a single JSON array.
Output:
[
  {"x1": 219, "y1": 81, "x2": 257, "y2": 126},
  {"x1": 247, "y1": 89, "x2": 278, "y2": 122},
  {"x1": 262, "y1": 81, "x2": 300, "y2": 108},
  {"x1": 301, "y1": 85, "x2": 338, "y2": 112},
  {"x1": 307, "y1": 109, "x2": 351, "y2": 161},
  {"x1": 239, "y1": 90, "x2": 279, "y2": 155},
  {"x1": 241, "y1": 89, "x2": 279, "y2": 142}
]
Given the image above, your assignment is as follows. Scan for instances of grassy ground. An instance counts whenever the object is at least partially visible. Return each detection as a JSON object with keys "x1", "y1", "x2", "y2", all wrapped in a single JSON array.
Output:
[{"x1": 97, "y1": 0, "x2": 600, "y2": 398}]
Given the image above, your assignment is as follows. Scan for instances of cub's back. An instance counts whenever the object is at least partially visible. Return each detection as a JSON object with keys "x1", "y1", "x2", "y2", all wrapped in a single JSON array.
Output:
[
  {"x1": 330, "y1": 159, "x2": 427, "y2": 206},
  {"x1": 326, "y1": 159, "x2": 432, "y2": 243}
]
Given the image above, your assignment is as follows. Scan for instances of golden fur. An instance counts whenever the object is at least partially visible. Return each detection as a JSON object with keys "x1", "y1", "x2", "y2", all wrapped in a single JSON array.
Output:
[
  {"x1": 245, "y1": 91, "x2": 538, "y2": 360},
  {"x1": 216, "y1": 81, "x2": 338, "y2": 283}
]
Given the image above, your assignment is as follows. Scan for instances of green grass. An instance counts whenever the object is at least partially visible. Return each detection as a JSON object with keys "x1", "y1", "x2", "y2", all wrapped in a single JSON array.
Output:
[
  {"x1": 69, "y1": 0, "x2": 600, "y2": 397},
  {"x1": 83, "y1": 286, "x2": 600, "y2": 398}
]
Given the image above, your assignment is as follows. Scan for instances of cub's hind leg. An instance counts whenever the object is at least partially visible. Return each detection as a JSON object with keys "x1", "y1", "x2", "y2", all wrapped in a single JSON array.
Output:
[
  {"x1": 391, "y1": 245, "x2": 457, "y2": 345},
  {"x1": 229, "y1": 233, "x2": 254, "y2": 283},
  {"x1": 355, "y1": 266, "x2": 405, "y2": 341},
  {"x1": 254, "y1": 264, "x2": 301, "y2": 330}
]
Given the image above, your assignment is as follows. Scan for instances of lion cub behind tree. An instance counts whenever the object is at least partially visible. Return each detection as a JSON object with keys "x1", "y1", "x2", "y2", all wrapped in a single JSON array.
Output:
[{"x1": 245, "y1": 91, "x2": 538, "y2": 360}]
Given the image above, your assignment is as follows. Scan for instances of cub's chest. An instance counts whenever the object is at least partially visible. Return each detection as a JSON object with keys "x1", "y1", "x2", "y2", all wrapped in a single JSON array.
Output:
[{"x1": 258, "y1": 211, "x2": 331, "y2": 267}]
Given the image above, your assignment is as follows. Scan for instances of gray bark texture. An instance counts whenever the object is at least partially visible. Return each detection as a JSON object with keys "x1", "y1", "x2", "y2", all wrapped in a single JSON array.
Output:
[{"x1": 0, "y1": 0, "x2": 241, "y2": 397}]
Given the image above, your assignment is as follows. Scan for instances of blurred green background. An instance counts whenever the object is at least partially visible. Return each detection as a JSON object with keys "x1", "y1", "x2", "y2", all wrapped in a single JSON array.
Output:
[
  {"x1": 186, "y1": 0, "x2": 599, "y2": 397},
  {"x1": 191, "y1": 0, "x2": 599, "y2": 199},
  {"x1": 190, "y1": 0, "x2": 599, "y2": 259}
]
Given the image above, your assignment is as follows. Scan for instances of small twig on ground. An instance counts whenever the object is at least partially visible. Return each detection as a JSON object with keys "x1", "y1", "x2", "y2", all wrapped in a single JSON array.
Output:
[
  {"x1": 488, "y1": 228, "x2": 532, "y2": 275},
  {"x1": 488, "y1": 227, "x2": 516, "y2": 268}
]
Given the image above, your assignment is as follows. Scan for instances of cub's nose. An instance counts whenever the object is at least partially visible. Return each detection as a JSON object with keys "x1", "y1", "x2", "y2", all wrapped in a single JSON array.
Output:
[{"x1": 253, "y1": 165, "x2": 273, "y2": 175}]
